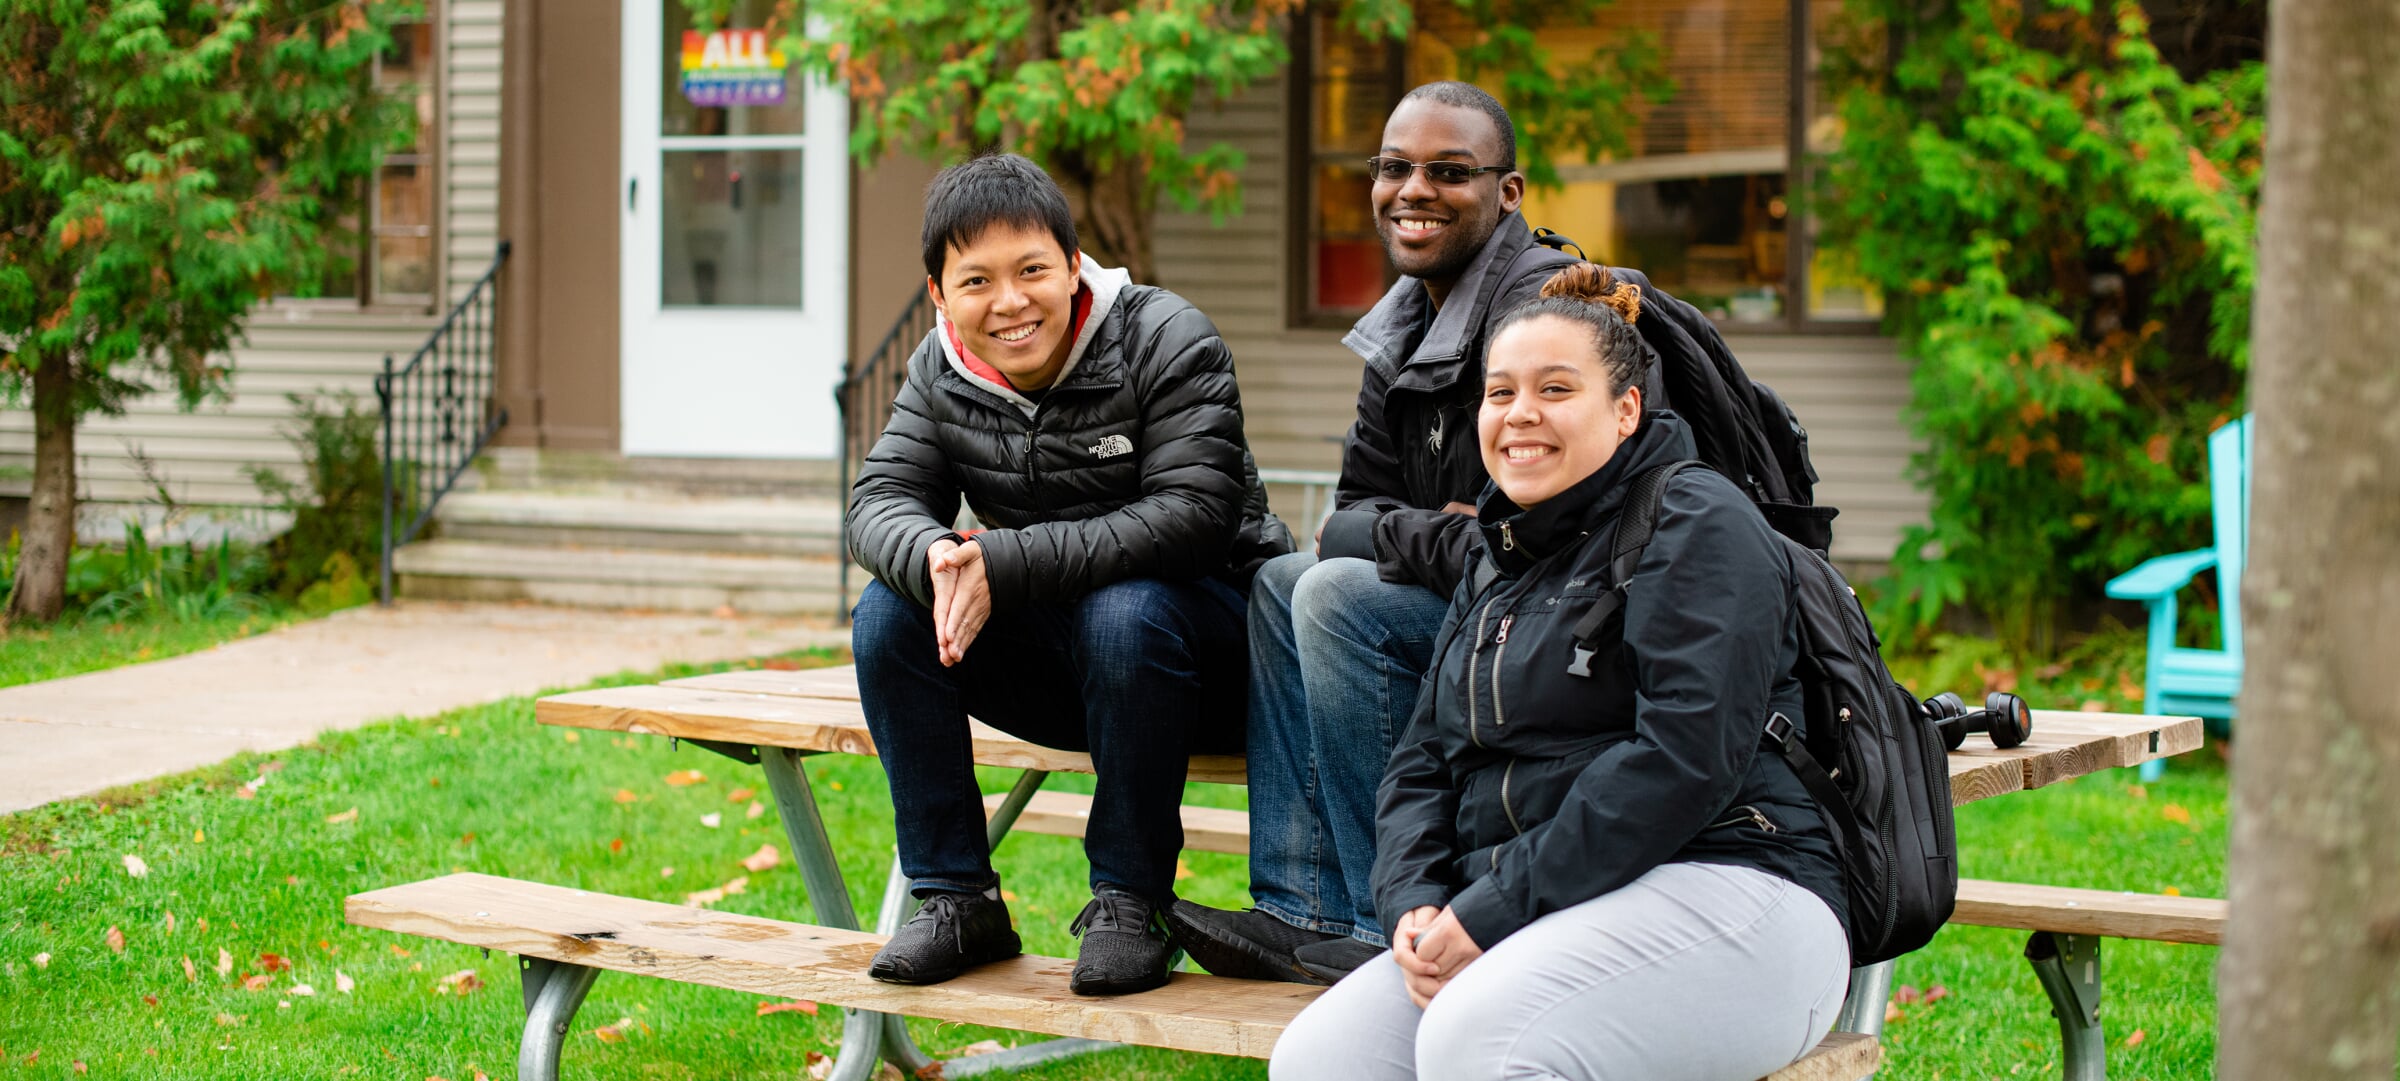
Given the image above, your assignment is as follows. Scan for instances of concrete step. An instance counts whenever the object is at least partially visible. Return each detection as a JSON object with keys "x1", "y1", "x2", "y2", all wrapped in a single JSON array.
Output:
[
  {"x1": 433, "y1": 490, "x2": 845, "y2": 556},
  {"x1": 472, "y1": 446, "x2": 848, "y2": 498},
  {"x1": 394, "y1": 539, "x2": 856, "y2": 616}
]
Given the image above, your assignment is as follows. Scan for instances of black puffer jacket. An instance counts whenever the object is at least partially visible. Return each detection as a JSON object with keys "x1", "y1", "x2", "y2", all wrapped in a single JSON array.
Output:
[
  {"x1": 1370, "y1": 414, "x2": 1847, "y2": 951},
  {"x1": 846, "y1": 270, "x2": 1292, "y2": 611}
]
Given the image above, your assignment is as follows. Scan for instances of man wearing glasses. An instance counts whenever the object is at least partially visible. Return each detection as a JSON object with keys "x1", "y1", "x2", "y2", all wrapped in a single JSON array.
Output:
[{"x1": 1169, "y1": 82, "x2": 1589, "y2": 984}]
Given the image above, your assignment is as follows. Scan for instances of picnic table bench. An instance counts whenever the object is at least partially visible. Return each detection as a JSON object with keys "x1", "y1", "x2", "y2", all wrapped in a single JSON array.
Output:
[{"x1": 347, "y1": 664, "x2": 2205, "y2": 1081}]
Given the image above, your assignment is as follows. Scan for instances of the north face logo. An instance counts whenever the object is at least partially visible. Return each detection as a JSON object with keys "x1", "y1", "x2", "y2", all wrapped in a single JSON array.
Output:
[{"x1": 1090, "y1": 434, "x2": 1134, "y2": 459}]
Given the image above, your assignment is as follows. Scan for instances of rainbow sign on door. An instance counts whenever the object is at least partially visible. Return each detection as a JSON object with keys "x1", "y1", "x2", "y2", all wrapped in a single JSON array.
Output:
[{"x1": 680, "y1": 29, "x2": 786, "y2": 107}]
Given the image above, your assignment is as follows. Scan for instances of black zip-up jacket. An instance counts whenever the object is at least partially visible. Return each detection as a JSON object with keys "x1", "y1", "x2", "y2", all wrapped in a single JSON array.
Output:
[
  {"x1": 846, "y1": 281, "x2": 1292, "y2": 611},
  {"x1": 1320, "y1": 217, "x2": 1728, "y2": 599},
  {"x1": 1370, "y1": 414, "x2": 1848, "y2": 950}
]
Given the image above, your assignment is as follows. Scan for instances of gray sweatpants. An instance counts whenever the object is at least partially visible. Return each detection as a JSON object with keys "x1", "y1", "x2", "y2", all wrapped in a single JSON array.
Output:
[{"x1": 1269, "y1": 862, "x2": 1850, "y2": 1081}]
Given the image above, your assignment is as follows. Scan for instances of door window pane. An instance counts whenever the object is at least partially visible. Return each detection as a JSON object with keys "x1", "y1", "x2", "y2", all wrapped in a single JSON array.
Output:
[
  {"x1": 1304, "y1": 14, "x2": 1401, "y2": 321},
  {"x1": 663, "y1": 0, "x2": 806, "y2": 137},
  {"x1": 661, "y1": 148, "x2": 806, "y2": 307}
]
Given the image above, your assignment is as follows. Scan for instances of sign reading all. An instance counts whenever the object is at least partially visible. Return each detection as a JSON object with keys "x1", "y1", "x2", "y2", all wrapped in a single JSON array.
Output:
[{"x1": 681, "y1": 29, "x2": 787, "y2": 107}]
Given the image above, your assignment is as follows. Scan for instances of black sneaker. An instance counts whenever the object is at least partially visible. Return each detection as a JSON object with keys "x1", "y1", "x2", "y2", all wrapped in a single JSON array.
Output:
[
  {"x1": 1068, "y1": 886, "x2": 1177, "y2": 995},
  {"x1": 1166, "y1": 900, "x2": 1341, "y2": 984},
  {"x1": 1293, "y1": 936, "x2": 1384, "y2": 983},
  {"x1": 868, "y1": 890, "x2": 1022, "y2": 985}
]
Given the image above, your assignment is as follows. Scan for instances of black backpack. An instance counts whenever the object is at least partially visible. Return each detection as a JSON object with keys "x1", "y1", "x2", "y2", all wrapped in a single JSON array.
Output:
[
  {"x1": 1481, "y1": 231, "x2": 1840, "y2": 553},
  {"x1": 1545, "y1": 460, "x2": 1958, "y2": 966}
]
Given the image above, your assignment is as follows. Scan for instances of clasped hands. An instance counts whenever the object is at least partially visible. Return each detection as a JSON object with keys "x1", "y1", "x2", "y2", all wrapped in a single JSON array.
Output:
[
  {"x1": 926, "y1": 537, "x2": 993, "y2": 667},
  {"x1": 1393, "y1": 904, "x2": 1484, "y2": 1008}
]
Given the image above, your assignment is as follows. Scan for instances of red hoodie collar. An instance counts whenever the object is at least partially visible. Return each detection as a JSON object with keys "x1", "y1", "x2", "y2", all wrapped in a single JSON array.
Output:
[{"x1": 944, "y1": 282, "x2": 1096, "y2": 392}]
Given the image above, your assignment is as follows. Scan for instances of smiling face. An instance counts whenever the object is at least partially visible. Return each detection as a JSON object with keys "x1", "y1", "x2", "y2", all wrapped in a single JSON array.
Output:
[
  {"x1": 929, "y1": 222, "x2": 1080, "y2": 390},
  {"x1": 1373, "y1": 99, "x2": 1525, "y2": 304},
  {"x1": 1479, "y1": 314, "x2": 1643, "y2": 508}
]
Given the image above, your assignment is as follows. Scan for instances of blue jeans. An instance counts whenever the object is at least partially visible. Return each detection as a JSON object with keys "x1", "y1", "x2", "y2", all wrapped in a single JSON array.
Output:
[
  {"x1": 1247, "y1": 554, "x2": 1450, "y2": 946},
  {"x1": 852, "y1": 575, "x2": 1249, "y2": 905}
]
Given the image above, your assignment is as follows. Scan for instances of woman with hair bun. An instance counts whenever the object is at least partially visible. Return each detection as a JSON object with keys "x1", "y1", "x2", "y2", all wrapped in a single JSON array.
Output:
[{"x1": 1270, "y1": 265, "x2": 1852, "y2": 1081}]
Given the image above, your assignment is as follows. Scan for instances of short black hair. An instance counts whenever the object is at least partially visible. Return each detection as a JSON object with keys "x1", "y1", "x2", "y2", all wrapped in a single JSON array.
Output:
[
  {"x1": 1398, "y1": 81, "x2": 1516, "y2": 171},
  {"x1": 920, "y1": 153, "x2": 1080, "y2": 283}
]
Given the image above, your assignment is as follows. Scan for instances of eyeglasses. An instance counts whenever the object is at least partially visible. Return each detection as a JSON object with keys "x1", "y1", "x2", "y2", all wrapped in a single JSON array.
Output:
[{"x1": 1366, "y1": 157, "x2": 1512, "y2": 186}]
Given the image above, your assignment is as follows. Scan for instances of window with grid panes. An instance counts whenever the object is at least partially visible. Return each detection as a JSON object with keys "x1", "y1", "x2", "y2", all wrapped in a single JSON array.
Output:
[{"x1": 1286, "y1": 0, "x2": 1880, "y2": 330}]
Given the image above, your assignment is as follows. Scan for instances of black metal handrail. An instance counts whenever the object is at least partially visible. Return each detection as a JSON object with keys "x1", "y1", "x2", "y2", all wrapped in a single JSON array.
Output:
[
  {"x1": 376, "y1": 240, "x2": 512, "y2": 605},
  {"x1": 833, "y1": 285, "x2": 937, "y2": 616}
]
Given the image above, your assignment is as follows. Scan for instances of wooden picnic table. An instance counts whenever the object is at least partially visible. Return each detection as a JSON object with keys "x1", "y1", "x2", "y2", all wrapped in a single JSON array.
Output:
[{"x1": 518, "y1": 665, "x2": 2204, "y2": 1080}]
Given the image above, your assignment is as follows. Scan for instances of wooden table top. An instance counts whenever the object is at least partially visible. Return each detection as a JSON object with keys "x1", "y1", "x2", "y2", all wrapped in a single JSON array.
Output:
[{"x1": 536, "y1": 665, "x2": 2204, "y2": 805}]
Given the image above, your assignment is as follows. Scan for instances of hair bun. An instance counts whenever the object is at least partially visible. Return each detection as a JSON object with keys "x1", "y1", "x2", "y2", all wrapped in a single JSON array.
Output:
[{"x1": 1537, "y1": 263, "x2": 1642, "y2": 325}]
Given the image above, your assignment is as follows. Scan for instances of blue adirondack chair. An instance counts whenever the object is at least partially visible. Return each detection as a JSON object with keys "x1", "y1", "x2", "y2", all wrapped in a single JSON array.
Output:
[{"x1": 2105, "y1": 415, "x2": 2251, "y2": 780}]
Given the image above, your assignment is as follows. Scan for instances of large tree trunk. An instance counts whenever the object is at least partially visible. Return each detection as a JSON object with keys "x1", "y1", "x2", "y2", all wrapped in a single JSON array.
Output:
[
  {"x1": 7, "y1": 352, "x2": 76, "y2": 624},
  {"x1": 2217, "y1": 0, "x2": 2400, "y2": 1076}
]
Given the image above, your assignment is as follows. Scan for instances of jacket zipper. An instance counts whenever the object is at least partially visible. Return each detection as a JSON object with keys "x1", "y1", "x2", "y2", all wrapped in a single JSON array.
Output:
[
  {"x1": 1466, "y1": 598, "x2": 1500, "y2": 749},
  {"x1": 1490, "y1": 614, "x2": 1514, "y2": 728},
  {"x1": 1499, "y1": 522, "x2": 1517, "y2": 551},
  {"x1": 1499, "y1": 758, "x2": 1525, "y2": 837},
  {"x1": 1706, "y1": 805, "x2": 1780, "y2": 833},
  {"x1": 1023, "y1": 425, "x2": 1040, "y2": 490}
]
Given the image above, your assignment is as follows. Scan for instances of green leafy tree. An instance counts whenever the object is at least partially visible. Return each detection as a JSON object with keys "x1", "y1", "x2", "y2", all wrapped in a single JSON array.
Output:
[
  {"x1": 719, "y1": 0, "x2": 1664, "y2": 284},
  {"x1": 0, "y1": 0, "x2": 414, "y2": 622},
  {"x1": 1815, "y1": 0, "x2": 2263, "y2": 652}
]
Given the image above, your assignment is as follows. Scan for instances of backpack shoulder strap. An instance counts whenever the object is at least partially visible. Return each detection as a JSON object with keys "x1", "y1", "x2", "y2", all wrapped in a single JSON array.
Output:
[{"x1": 1564, "y1": 459, "x2": 1705, "y2": 675}]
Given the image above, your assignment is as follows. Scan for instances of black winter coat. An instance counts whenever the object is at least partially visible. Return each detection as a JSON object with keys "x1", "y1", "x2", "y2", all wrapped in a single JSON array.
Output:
[
  {"x1": 846, "y1": 282, "x2": 1292, "y2": 611},
  {"x1": 1370, "y1": 414, "x2": 1848, "y2": 951}
]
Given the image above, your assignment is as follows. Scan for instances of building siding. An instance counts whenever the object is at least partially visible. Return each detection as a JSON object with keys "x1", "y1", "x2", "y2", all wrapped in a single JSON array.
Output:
[
  {"x1": 0, "y1": 0, "x2": 505, "y2": 537},
  {"x1": 1150, "y1": 74, "x2": 1927, "y2": 566}
]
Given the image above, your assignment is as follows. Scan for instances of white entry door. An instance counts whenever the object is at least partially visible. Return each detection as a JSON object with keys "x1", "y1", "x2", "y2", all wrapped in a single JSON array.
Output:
[{"x1": 621, "y1": 0, "x2": 849, "y2": 457}]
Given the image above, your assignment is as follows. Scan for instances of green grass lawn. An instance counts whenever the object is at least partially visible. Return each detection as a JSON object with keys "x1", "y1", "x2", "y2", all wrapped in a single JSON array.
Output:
[
  {"x1": 0, "y1": 647, "x2": 2229, "y2": 1080},
  {"x1": 0, "y1": 609, "x2": 300, "y2": 690}
]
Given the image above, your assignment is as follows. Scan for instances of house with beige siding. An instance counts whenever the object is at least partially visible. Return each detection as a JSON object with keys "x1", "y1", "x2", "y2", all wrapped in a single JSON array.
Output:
[{"x1": 1, "y1": 0, "x2": 1925, "y2": 614}]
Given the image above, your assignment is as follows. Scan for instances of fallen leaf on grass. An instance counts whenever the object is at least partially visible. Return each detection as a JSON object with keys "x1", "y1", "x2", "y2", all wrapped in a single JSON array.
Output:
[
  {"x1": 213, "y1": 1013, "x2": 242, "y2": 1027},
  {"x1": 143, "y1": 994, "x2": 159, "y2": 1007},
  {"x1": 739, "y1": 845, "x2": 780, "y2": 873},
  {"x1": 660, "y1": 866, "x2": 676, "y2": 878},
  {"x1": 260, "y1": 761, "x2": 285, "y2": 774},
  {"x1": 434, "y1": 969, "x2": 484, "y2": 995},
  {"x1": 163, "y1": 911, "x2": 176, "y2": 934},
  {"x1": 242, "y1": 975, "x2": 272, "y2": 992},
  {"x1": 684, "y1": 877, "x2": 751, "y2": 908},
  {"x1": 746, "y1": 801, "x2": 766, "y2": 820},
  {"x1": 123, "y1": 854, "x2": 150, "y2": 878},
  {"x1": 71, "y1": 1061, "x2": 85, "y2": 1074},
  {"x1": 592, "y1": 1022, "x2": 627, "y2": 1044},
  {"x1": 259, "y1": 953, "x2": 292, "y2": 972},
  {"x1": 217, "y1": 948, "x2": 235, "y2": 975},
  {"x1": 2125, "y1": 1028, "x2": 2145, "y2": 1047},
  {"x1": 756, "y1": 999, "x2": 820, "y2": 1016},
  {"x1": 2079, "y1": 700, "x2": 2108, "y2": 713},
  {"x1": 31, "y1": 953, "x2": 48, "y2": 970},
  {"x1": 234, "y1": 785, "x2": 256, "y2": 800},
  {"x1": 194, "y1": 829, "x2": 205, "y2": 843},
  {"x1": 291, "y1": 983, "x2": 316, "y2": 996},
  {"x1": 2163, "y1": 886, "x2": 2182, "y2": 897},
  {"x1": 665, "y1": 770, "x2": 708, "y2": 787},
  {"x1": 387, "y1": 944, "x2": 411, "y2": 958},
  {"x1": 182, "y1": 956, "x2": 196, "y2": 982},
  {"x1": 105, "y1": 927, "x2": 125, "y2": 954},
  {"x1": 726, "y1": 788, "x2": 755, "y2": 803},
  {"x1": 700, "y1": 813, "x2": 722, "y2": 829},
  {"x1": 950, "y1": 1039, "x2": 1007, "y2": 1057},
  {"x1": 1884, "y1": 1002, "x2": 1904, "y2": 1024},
  {"x1": 326, "y1": 808, "x2": 359, "y2": 824},
  {"x1": 610, "y1": 838, "x2": 625, "y2": 853},
  {"x1": 2125, "y1": 784, "x2": 2149, "y2": 799},
  {"x1": 2162, "y1": 803, "x2": 2192, "y2": 825},
  {"x1": 562, "y1": 730, "x2": 581, "y2": 743},
  {"x1": 336, "y1": 971, "x2": 355, "y2": 994},
  {"x1": 613, "y1": 789, "x2": 638, "y2": 805}
]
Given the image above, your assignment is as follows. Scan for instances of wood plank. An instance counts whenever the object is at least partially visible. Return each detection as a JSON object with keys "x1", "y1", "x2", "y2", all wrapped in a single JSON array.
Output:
[
  {"x1": 537, "y1": 684, "x2": 1249, "y2": 785},
  {"x1": 1953, "y1": 879, "x2": 2228, "y2": 946},
  {"x1": 988, "y1": 791, "x2": 1251, "y2": 855},
  {"x1": 347, "y1": 873, "x2": 1875, "y2": 1077},
  {"x1": 346, "y1": 873, "x2": 1313, "y2": 1058},
  {"x1": 669, "y1": 666, "x2": 862, "y2": 700}
]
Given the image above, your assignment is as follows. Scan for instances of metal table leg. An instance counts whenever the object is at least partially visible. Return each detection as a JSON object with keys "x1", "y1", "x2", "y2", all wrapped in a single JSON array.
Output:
[
  {"x1": 518, "y1": 956, "x2": 601, "y2": 1081},
  {"x1": 2027, "y1": 931, "x2": 2106, "y2": 1081},
  {"x1": 1832, "y1": 959, "x2": 1897, "y2": 1080}
]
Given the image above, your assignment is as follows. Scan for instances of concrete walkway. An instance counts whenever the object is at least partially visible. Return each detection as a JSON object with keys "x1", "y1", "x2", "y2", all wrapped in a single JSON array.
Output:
[{"x1": 0, "y1": 601, "x2": 849, "y2": 815}]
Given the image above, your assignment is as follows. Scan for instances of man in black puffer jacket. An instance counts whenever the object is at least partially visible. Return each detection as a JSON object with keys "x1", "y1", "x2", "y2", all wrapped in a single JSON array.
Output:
[{"x1": 846, "y1": 154, "x2": 1291, "y2": 997}]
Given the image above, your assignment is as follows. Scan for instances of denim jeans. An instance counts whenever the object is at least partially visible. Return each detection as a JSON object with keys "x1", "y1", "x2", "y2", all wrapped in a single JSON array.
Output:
[
  {"x1": 851, "y1": 574, "x2": 1249, "y2": 905},
  {"x1": 1247, "y1": 553, "x2": 1450, "y2": 946}
]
